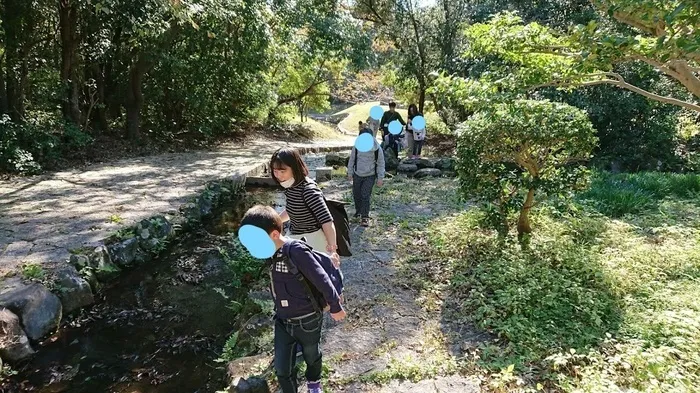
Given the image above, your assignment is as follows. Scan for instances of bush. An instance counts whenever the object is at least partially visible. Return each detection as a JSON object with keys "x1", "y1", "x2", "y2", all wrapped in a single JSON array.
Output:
[
  {"x1": 424, "y1": 112, "x2": 451, "y2": 136},
  {"x1": 0, "y1": 114, "x2": 58, "y2": 174},
  {"x1": 0, "y1": 113, "x2": 95, "y2": 175},
  {"x1": 456, "y1": 99, "x2": 597, "y2": 238}
]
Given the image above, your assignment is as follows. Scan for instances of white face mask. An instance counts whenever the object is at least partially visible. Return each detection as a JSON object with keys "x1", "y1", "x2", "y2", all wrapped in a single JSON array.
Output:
[{"x1": 280, "y1": 177, "x2": 296, "y2": 188}]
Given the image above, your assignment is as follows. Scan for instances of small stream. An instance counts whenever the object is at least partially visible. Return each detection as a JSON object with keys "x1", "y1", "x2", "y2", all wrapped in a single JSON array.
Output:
[{"x1": 3, "y1": 154, "x2": 329, "y2": 393}]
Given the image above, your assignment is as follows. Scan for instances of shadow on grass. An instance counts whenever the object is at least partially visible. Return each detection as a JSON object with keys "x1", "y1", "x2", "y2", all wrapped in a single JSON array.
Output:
[{"x1": 408, "y1": 206, "x2": 626, "y2": 372}]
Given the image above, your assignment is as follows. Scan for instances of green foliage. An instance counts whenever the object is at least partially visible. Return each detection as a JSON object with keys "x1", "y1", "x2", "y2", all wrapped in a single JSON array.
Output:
[
  {"x1": 219, "y1": 235, "x2": 264, "y2": 289},
  {"x1": 579, "y1": 171, "x2": 700, "y2": 217},
  {"x1": 21, "y1": 263, "x2": 46, "y2": 280},
  {"x1": 0, "y1": 113, "x2": 61, "y2": 174},
  {"x1": 454, "y1": 9, "x2": 700, "y2": 113},
  {"x1": 421, "y1": 174, "x2": 700, "y2": 390},
  {"x1": 424, "y1": 112, "x2": 451, "y2": 136},
  {"x1": 456, "y1": 99, "x2": 597, "y2": 234},
  {"x1": 552, "y1": 62, "x2": 683, "y2": 173}
]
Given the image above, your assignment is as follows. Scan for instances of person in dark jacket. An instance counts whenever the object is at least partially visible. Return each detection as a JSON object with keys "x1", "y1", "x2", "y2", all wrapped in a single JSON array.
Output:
[
  {"x1": 240, "y1": 205, "x2": 346, "y2": 393},
  {"x1": 379, "y1": 102, "x2": 406, "y2": 158}
]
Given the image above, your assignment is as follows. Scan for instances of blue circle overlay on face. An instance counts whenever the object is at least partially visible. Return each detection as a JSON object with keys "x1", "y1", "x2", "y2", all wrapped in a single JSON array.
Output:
[
  {"x1": 388, "y1": 120, "x2": 402, "y2": 135},
  {"x1": 238, "y1": 225, "x2": 276, "y2": 259},
  {"x1": 370, "y1": 106, "x2": 384, "y2": 120},
  {"x1": 412, "y1": 115, "x2": 426, "y2": 130},
  {"x1": 355, "y1": 133, "x2": 375, "y2": 153}
]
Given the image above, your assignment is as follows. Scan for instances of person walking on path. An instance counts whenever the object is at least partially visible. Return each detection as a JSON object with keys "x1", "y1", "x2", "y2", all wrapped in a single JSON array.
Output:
[
  {"x1": 364, "y1": 115, "x2": 381, "y2": 138},
  {"x1": 406, "y1": 104, "x2": 421, "y2": 158},
  {"x1": 240, "y1": 205, "x2": 346, "y2": 393},
  {"x1": 379, "y1": 102, "x2": 406, "y2": 158},
  {"x1": 269, "y1": 148, "x2": 341, "y2": 266},
  {"x1": 347, "y1": 129, "x2": 385, "y2": 227}
]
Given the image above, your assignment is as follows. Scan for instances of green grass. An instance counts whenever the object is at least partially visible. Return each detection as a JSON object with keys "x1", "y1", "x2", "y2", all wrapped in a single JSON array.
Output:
[
  {"x1": 283, "y1": 115, "x2": 346, "y2": 140},
  {"x1": 579, "y1": 171, "x2": 700, "y2": 217},
  {"x1": 336, "y1": 101, "x2": 408, "y2": 135},
  {"x1": 21, "y1": 263, "x2": 46, "y2": 280},
  {"x1": 401, "y1": 171, "x2": 700, "y2": 392}
]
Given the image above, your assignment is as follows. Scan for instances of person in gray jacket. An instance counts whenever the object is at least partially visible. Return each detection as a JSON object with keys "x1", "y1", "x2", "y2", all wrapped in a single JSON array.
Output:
[{"x1": 347, "y1": 129, "x2": 386, "y2": 227}]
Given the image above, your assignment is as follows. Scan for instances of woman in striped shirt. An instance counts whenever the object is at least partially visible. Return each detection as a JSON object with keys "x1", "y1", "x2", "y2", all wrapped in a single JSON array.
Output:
[{"x1": 269, "y1": 148, "x2": 340, "y2": 266}]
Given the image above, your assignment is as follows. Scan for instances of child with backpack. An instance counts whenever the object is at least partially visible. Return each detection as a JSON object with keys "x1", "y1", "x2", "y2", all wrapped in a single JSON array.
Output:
[
  {"x1": 347, "y1": 129, "x2": 385, "y2": 227},
  {"x1": 240, "y1": 205, "x2": 346, "y2": 393},
  {"x1": 410, "y1": 120, "x2": 427, "y2": 159}
]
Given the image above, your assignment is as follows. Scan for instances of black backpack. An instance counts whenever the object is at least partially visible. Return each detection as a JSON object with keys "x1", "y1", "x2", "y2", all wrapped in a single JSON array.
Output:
[{"x1": 323, "y1": 197, "x2": 352, "y2": 257}]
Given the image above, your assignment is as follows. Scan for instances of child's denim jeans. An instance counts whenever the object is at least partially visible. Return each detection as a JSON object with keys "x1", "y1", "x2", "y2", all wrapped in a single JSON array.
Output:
[{"x1": 273, "y1": 313, "x2": 323, "y2": 393}]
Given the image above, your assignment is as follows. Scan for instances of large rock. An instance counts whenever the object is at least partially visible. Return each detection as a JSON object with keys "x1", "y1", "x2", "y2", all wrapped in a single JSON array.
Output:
[
  {"x1": 90, "y1": 246, "x2": 121, "y2": 282},
  {"x1": 401, "y1": 158, "x2": 433, "y2": 169},
  {"x1": 397, "y1": 163, "x2": 418, "y2": 173},
  {"x1": 229, "y1": 376, "x2": 270, "y2": 393},
  {"x1": 383, "y1": 148, "x2": 400, "y2": 170},
  {"x1": 108, "y1": 237, "x2": 145, "y2": 268},
  {"x1": 325, "y1": 153, "x2": 349, "y2": 167},
  {"x1": 434, "y1": 157, "x2": 456, "y2": 171},
  {"x1": 53, "y1": 265, "x2": 94, "y2": 314},
  {"x1": 227, "y1": 353, "x2": 273, "y2": 392},
  {"x1": 68, "y1": 254, "x2": 89, "y2": 270},
  {"x1": 138, "y1": 215, "x2": 173, "y2": 240},
  {"x1": 0, "y1": 308, "x2": 35, "y2": 363},
  {"x1": 0, "y1": 278, "x2": 62, "y2": 341},
  {"x1": 414, "y1": 168, "x2": 442, "y2": 179},
  {"x1": 315, "y1": 167, "x2": 333, "y2": 182}
]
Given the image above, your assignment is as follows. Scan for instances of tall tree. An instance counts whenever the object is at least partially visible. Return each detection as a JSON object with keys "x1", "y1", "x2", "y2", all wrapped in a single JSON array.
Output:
[
  {"x1": 59, "y1": 0, "x2": 81, "y2": 124},
  {"x1": 451, "y1": 1, "x2": 700, "y2": 114}
]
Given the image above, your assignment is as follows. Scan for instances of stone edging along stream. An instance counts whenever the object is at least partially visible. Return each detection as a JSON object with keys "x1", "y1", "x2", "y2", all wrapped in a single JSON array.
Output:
[{"x1": 0, "y1": 145, "x2": 352, "y2": 367}]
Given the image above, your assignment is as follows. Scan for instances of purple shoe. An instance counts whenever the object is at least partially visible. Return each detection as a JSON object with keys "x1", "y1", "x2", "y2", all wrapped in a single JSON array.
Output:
[{"x1": 307, "y1": 380, "x2": 323, "y2": 393}]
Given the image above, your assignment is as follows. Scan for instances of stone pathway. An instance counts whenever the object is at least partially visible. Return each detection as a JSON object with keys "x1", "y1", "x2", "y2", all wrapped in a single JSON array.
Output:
[
  {"x1": 0, "y1": 137, "x2": 354, "y2": 277},
  {"x1": 318, "y1": 177, "x2": 482, "y2": 393}
]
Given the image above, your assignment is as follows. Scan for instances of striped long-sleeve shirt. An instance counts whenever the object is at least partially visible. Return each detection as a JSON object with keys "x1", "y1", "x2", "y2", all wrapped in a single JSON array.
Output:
[{"x1": 284, "y1": 178, "x2": 333, "y2": 235}]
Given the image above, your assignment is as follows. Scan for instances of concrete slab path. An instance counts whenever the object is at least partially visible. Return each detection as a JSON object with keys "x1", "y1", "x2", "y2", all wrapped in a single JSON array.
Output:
[{"x1": 0, "y1": 137, "x2": 354, "y2": 276}]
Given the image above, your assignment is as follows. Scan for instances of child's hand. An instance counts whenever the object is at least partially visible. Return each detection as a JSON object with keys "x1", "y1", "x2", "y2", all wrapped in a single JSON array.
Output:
[
  {"x1": 377, "y1": 179, "x2": 384, "y2": 187},
  {"x1": 348, "y1": 176, "x2": 353, "y2": 182},
  {"x1": 331, "y1": 309, "x2": 347, "y2": 321}
]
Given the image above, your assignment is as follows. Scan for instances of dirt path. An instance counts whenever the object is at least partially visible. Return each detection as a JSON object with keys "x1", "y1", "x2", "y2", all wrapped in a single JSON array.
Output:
[{"x1": 317, "y1": 175, "x2": 483, "y2": 393}]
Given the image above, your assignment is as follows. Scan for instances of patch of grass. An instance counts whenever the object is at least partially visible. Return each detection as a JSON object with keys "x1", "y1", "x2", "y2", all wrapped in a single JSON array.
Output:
[
  {"x1": 358, "y1": 351, "x2": 459, "y2": 385},
  {"x1": 287, "y1": 117, "x2": 342, "y2": 140},
  {"x1": 580, "y1": 171, "x2": 700, "y2": 217},
  {"x1": 337, "y1": 102, "x2": 405, "y2": 135},
  {"x1": 414, "y1": 173, "x2": 700, "y2": 391},
  {"x1": 109, "y1": 214, "x2": 123, "y2": 224},
  {"x1": 21, "y1": 263, "x2": 46, "y2": 280}
]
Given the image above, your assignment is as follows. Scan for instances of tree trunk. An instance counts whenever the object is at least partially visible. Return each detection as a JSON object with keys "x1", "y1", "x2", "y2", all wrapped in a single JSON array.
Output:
[
  {"x1": 0, "y1": 53, "x2": 7, "y2": 114},
  {"x1": 3, "y1": 0, "x2": 24, "y2": 121},
  {"x1": 517, "y1": 187, "x2": 536, "y2": 237},
  {"x1": 418, "y1": 82, "x2": 426, "y2": 114},
  {"x1": 59, "y1": 0, "x2": 81, "y2": 124},
  {"x1": 125, "y1": 54, "x2": 150, "y2": 140},
  {"x1": 94, "y1": 64, "x2": 108, "y2": 130}
]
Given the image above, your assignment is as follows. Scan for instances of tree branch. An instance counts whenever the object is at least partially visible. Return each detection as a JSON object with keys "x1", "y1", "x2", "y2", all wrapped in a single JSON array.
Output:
[{"x1": 531, "y1": 72, "x2": 700, "y2": 112}]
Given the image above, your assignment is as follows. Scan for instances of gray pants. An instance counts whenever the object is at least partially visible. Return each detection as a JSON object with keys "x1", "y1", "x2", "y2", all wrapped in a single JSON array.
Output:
[{"x1": 352, "y1": 174, "x2": 376, "y2": 218}]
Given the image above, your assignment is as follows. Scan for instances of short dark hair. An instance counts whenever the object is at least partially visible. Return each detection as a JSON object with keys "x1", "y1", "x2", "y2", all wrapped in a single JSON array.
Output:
[
  {"x1": 389, "y1": 102, "x2": 396, "y2": 108},
  {"x1": 269, "y1": 148, "x2": 309, "y2": 186},
  {"x1": 241, "y1": 205, "x2": 283, "y2": 234},
  {"x1": 358, "y1": 121, "x2": 363, "y2": 125}
]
